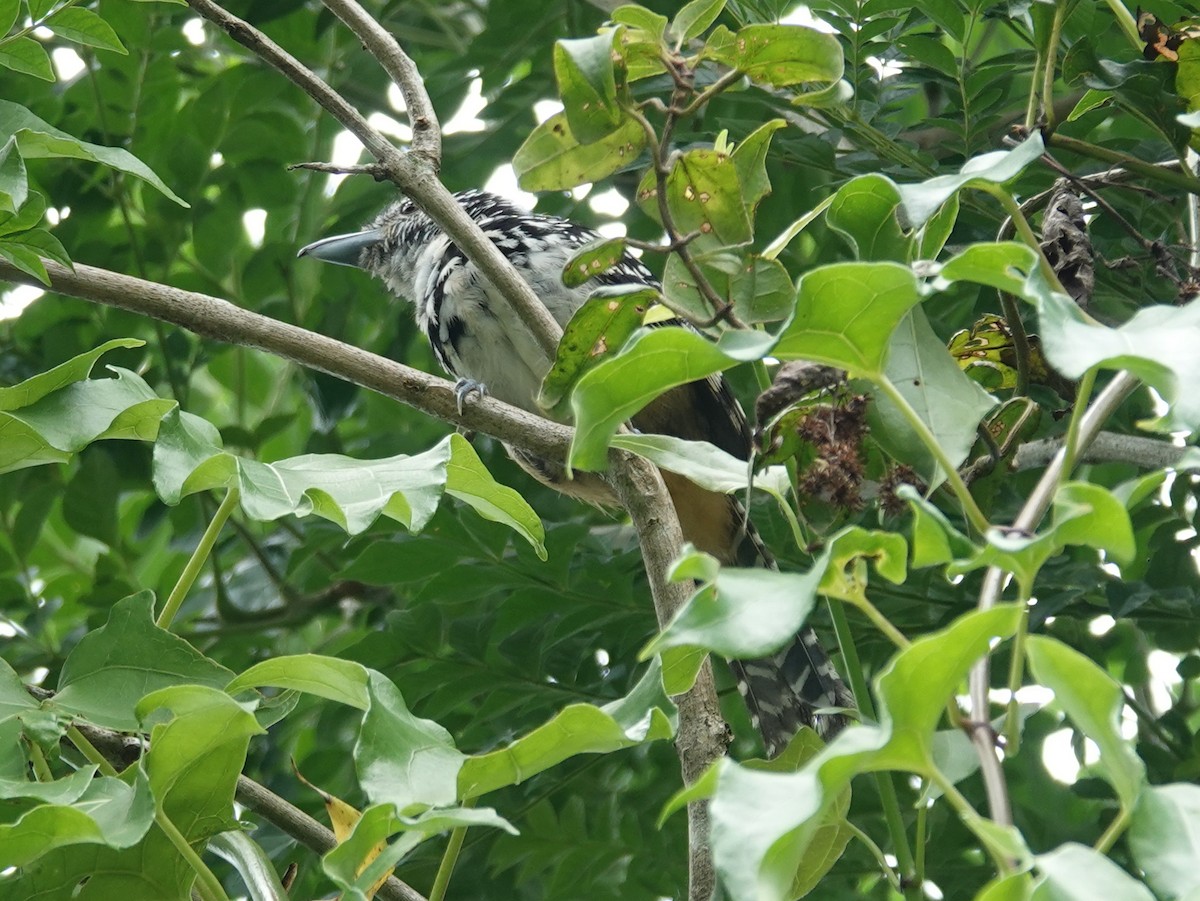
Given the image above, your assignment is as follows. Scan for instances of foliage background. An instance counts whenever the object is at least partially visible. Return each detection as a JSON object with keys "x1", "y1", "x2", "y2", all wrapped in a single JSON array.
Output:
[{"x1": 2, "y1": 0, "x2": 1200, "y2": 899}]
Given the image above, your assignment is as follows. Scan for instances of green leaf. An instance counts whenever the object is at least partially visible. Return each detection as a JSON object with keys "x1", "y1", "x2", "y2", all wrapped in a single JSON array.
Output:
[
  {"x1": 867, "y1": 307, "x2": 996, "y2": 483},
  {"x1": 225, "y1": 654, "x2": 370, "y2": 710},
  {"x1": 1, "y1": 225, "x2": 70, "y2": 268},
  {"x1": 0, "y1": 37, "x2": 55, "y2": 82},
  {"x1": 954, "y1": 482, "x2": 1136, "y2": 591},
  {"x1": 705, "y1": 605, "x2": 1024, "y2": 901},
  {"x1": 1025, "y1": 635, "x2": 1145, "y2": 808},
  {"x1": 539, "y1": 285, "x2": 654, "y2": 411},
  {"x1": 0, "y1": 657, "x2": 38, "y2": 721},
  {"x1": 0, "y1": 770, "x2": 155, "y2": 867},
  {"x1": 900, "y1": 485, "x2": 979, "y2": 568},
  {"x1": 642, "y1": 554, "x2": 824, "y2": 661},
  {"x1": 568, "y1": 325, "x2": 737, "y2": 471},
  {"x1": 609, "y1": 433, "x2": 792, "y2": 500},
  {"x1": 513, "y1": 112, "x2": 645, "y2": 192},
  {"x1": 730, "y1": 119, "x2": 786, "y2": 214},
  {"x1": 671, "y1": 0, "x2": 726, "y2": 41},
  {"x1": 705, "y1": 23, "x2": 844, "y2": 94},
  {"x1": 554, "y1": 32, "x2": 624, "y2": 144},
  {"x1": 0, "y1": 0, "x2": 19, "y2": 36},
  {"x1": 444, "y1": 433, "x2": 546, "y2": 560},
  {"x1": 612, "y1": 4, "x2": 668, "y2": 41},
  {"x1": 0, "y1": 100, "x2": 186, "y2": 206},
  {"x1": 0, "y1": 190, "x2": 46, "y2": 236},
  {"x1": 894, "y1": 133, "x2": 1045, "y2": 227},
  {"x1": 458, "y1": 660, "x2": 675, "y2": 799},
  {"x1": 4, "y1": 367, "x2": 172, "y2": 455},
  {"x1": 1032, "y1": 843, "x2": 1155, "y2": 901},
  {"x1": 662, "y1": 251, "x2": 794, "y2": 323},
  {"x1": 55, "y1": 592, "x2": 235, "y2": 731},
  {"x1": 0, "y1": 136, "x2": 27, "y2": 214},
  {"x1": 826, "y1": 174, "x2": 912, "y2": 261},
  {"x1": 817, "y1": 526, "x2": 908, "y2": 606},
  {"x1": 1129, "y1": 783, "x2": 1200, "y2": 900},
  {"x1": 356, "y1": 670, "x2": 465, "y2": 813},
  {"x1": 46, "y1": 7, "x2": 127, "y2": 54},
  {"x1": 153, "y1": 414, "x2": 543, "y2": 550},
  {"x1": 560, "y1": 236, "x2": 630, "y2": 288},
  {"x1": 774, "y1": 262, "x2": 924, "y2": 377},
  {"x1": 663, "y1": 148, "x2": 752, "y2": 246},
  {"x1": 941, "y1": 242, "x2": 1200, "y2": 431}
]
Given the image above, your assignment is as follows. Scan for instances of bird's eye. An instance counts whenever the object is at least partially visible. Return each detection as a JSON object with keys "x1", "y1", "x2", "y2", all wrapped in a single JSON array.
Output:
[{"x1": 399, "y1": 199, "x2": 416, "y2": 215}]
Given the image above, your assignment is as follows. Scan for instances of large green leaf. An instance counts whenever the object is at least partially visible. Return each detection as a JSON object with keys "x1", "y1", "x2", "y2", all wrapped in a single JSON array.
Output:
[
  {"x1": 153, "y1": 411, "x2": 544, "y2": 553},
  {"x1": 513, "y1": 112, "x2": 645, "y2": 192},
  {"x1": 1032, "y1": 843, "x2": 1154, "y2": 901},
  {"x1": 554, "y1": 32, "x2": 624, "y2": 144},
  {"x1": 458, "y1": 660, "x2": 675, "y2": 799},
  {"x1": 355, "y1": 671, "x2": 465, "y2": 814},
  {"x1": 1129, "y1": 783, "x2": 1200, "y2": 900},
  {"x1": 55, "y1": 592, "x2": 235, "y2": 732},
  {"x1": 1025, "y1": 635, "x2": 1145, "y2": 809},
  {"x1": 774, "y1": 262, "x2": 923, "y2": 377},
  {"x1": 0, "y1": 100, "x2": 185, "y2": 205}
]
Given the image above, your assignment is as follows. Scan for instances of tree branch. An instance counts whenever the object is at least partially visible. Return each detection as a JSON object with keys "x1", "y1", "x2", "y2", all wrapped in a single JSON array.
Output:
[
  {"x1": 608, "y1": 459, "x2": 728, "y2": 901},
  {"x1": 320, "y1": 0, "x2": 441, "y2": 168},
  {"x1": 1012, "y1": 431, "x2": 1186, "y2": 472},
  {"x1": 0, "y1": 258, "x2": 571, "y2": 462}
]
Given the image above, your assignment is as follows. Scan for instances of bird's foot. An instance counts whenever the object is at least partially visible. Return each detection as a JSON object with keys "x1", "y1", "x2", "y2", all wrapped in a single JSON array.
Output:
[{"x1": 453, "y1": 378, "x2": 489, "y2": 415}]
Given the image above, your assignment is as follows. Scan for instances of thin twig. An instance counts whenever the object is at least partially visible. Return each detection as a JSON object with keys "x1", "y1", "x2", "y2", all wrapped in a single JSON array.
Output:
[{"x1": 287, "y1": 161, "x2": 389, "y2": 178}]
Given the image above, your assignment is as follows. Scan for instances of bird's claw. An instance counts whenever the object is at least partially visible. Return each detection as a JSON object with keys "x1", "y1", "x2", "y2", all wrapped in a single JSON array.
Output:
[{"x1": 453, "y1": 378, "x2": 488, "y2": 415}]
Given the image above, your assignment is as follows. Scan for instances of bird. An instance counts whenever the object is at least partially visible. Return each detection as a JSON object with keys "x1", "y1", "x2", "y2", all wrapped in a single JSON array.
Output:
[{"x1": 299, "y1": 188, "x2": 852, "y2": 753}]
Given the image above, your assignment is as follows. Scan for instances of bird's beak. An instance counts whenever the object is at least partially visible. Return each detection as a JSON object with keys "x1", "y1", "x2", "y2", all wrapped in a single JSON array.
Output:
[{"x1": 297, "y1": 228, "x2": 383, "y2": 268}]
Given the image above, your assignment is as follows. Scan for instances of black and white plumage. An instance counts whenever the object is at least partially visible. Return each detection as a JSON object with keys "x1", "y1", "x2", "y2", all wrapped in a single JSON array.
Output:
[{"x1": 299, "y1": 189, "x2": 852, "y2": 751}]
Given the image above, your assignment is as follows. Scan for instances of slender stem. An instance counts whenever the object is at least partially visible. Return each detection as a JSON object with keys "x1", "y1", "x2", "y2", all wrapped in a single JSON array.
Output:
[
  {"x1": 914, "y1": 800, "x2": 927, "y2": 888},
  {"x1": 67, "y1": 724, "x2": 119, "y2": 776},
  {"x1": 874, "y1": 376, "x2": 990, "y2": 534},
  {"x1": 928, "y1": 769, "x2": 1012, "y2": 874},
  {"x1": 1058, "y1": 368, "x2": 1097, "y2": 480},
  {"x1": 157, "y1": 488, "x2": 240, "y2": 630},
  {"x1": 1039, "y1": 1, "x2": 1067, "y2": 133},
  {"x1": 678, "y1": 68, "x2": 744, "y2": 117},
  {"x1": 855, "y1": 594, "x2": 911, "y2": 650},
  {"x1": 845, "y1": 821, "x2": 902, "y2": 893},
  {"x1": 429, "y1": 798, "x2": 475, "y2": 901},
  {"x1": 828, "y1": 602, "x2": 918, "y2": 887},
  {"x1": 1099, "y1": 0, "x2": 1141, "y2": 50},
  {"x1": 1003, "y1": 601, "x2": 1031, "y2": 755},
  {"x1": 1095, "y1": 806, "x2": 1131, "y2": 853},
  {"x1": 1046, "y1": 133, "x2": 1200, "y2": 198},
  {"x1": 25, "y1": 736, "x2": 53, "y2": 781},
  {"x1": 156, "y1": 805, "x2": 231, "y2": 901}
]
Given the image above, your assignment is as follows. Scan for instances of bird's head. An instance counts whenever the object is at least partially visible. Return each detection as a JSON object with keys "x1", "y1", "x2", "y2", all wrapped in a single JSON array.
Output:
[{"x1": 298, "y1": 196, "x2": 436, "y2": 291}]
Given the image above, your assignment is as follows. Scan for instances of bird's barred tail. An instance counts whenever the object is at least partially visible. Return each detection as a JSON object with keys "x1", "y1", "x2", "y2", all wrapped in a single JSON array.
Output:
[{"x1": 727, "y1": 505, "x2": 853, "y2": 755}]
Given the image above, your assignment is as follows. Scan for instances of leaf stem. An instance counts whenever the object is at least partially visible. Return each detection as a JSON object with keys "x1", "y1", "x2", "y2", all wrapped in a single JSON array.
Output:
[
  {"x1": 429, "y1": 798, "x2": 475, "y2": 901},
  {"x1": 828, "y1": 601, "x2": 918, "y2": 889},
  {"x1": 845, "y1": 821, "x2": 903, "y2": 893},
  {"x1": 1058, "y1": 368, "x2": 1097, "y2": 480},
  {"x1": 1094, "y1": 805, "x2": 1131, "y2": 853},
  {"x1": 157, "y1": 487, "x2": 240, "y2": 630},
  {"x1": 1046, "y1": 133, "x2": 1200, "y2": 198},
  {"x1": 1099, "y1": 0, "x2": 1142, "y2": 50},
  {"x1": 874, "y1": 376, "x2": 990, "y2": 535},
  {"x1": 927, "y1": 768, "x2": 1012, "y2": 873},
  {"x1": 67, "y1": 724, "x2": 119, "y2": 777},
  {"x1": 980, "y1": 184, "x2": 1066, "y2": 294},
  {"x1": 1039, "y1": 1, "x2": 1067, "y2": 133},
  {"x1": 1003, "y1": 602, "x2": 1031, "y2": 755},
  {"x1": 156, "y1": 805, "x2": 231, "y2": 901},
  {"x1": 25, "y1": 736, "x2": 53, "y2": 781}
]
